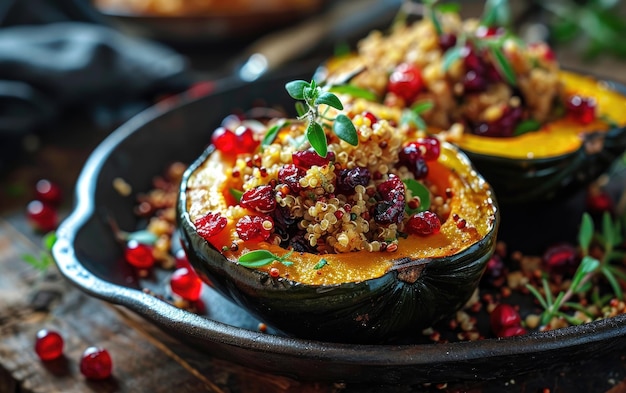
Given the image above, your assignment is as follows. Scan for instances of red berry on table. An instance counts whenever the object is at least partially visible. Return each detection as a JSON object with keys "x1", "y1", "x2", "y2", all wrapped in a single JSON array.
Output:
[
  {"x1": 498, "y1": 325, "x2": 528, "y2": 338},
  {"x1": 124, "y1": 240, "x2": 155, "y2": 269},
  {"x1": 80, "y1": 347, "x2": 113, "y2": 380},
  {"x1": 170, "y1": 267, "x2": 203, "y2": 301},
  {"x1": 490, "y1": 303, "x2": 524, "y2": 337},
  {"x1": 388, "y1": 63, "x2": 424, "y2": 103},
  {"x1": 35, "y1": 179, "x2": 62, "y2": 206},
  {"x1": 34, "y1": 329, "x2": 64, "y2": 361},
  {"x1": 26, "y1": 200, "x2": 58, "y2": 232},
  {"x1": 174, "y1": 248, "x2": 192, "y2": 270}
]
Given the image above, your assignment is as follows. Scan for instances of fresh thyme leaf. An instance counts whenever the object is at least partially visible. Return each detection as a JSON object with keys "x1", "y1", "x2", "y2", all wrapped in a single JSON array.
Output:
[
  {"x1": 307, "y1": 122, "x2": 328, "y2": 157},
  {"x1": 315, "y1": 92, "x2": 344, "y2": 110},
  {"x1": 490, "y1": 46, "x2": 516, "y2": 85},
  {"x1": 285, "y1": 80, "x2": 308, "y2": 100},
  {"x1": 601, "y1": 265, "x2": 623, "y2": 299},
  {"x1": 333, "y1": 114, "x2": 358, "y2": 146},
  {"x1": 403, "y1": 179, "x2": 431, "y2": 214},
  {"x1": 328, "y1": 84, "x2": 378, "y2": 101},
  {"x1": 238, "y1": 250, "x2": 279, "y2": 268},
  {"x1": 513, "y1": 119, "x2": 541, "y2": 136},
  {"x1": 578, "y1": 213, "x2": 594, "y2": 255},
  {"x1": 313, "y1": 258, "x2": 328, "y2": 270},
  {"x1": 436, "y1": 2, "x2": 460, "y2": 14},
  {"x1": 43, "y1": 231, "x2": 57, "y2": 251},
  {"x1": 127, "y1": 230, "x2": 159, "y2": 245},
  {"x1": 602, "y1": 211, "x2": 615, "y2": 249},
  {"x1": 262, "y1": 122, "x2": 287, "y2": 146},
  {"x1": 295, "y1": 102, "x2": 307, "y2": 117},
  {"x1": 442, "y1": 46, "x2": 464, "y2": 72},
  {"x1": 482, "y1": 0, "x2": 511, "y2": 27},
  {"x1": 412, "y1": 100, "x2": 434, "y2": 114},
  {"x1": 401, "y1": 109, "x2": 427, "y2": 130},
  {"x1": 229, "y1": 188, "x2": 243, "y2": 202}
]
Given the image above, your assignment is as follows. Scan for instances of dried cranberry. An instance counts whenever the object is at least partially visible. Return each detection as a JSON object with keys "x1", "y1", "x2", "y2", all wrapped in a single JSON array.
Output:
[
  {"x1": 463, "y1": 70, "x2": 488, "y2": 93},
  {"x1": 473, "y1": 106, "x2": 523, "y2": 137},
  {"x1": 80, "y1": 347, "x2": 112, "y2": 380},
  {"x1": 194, "y1": 212, "x2": 227, "y2": 240},
  {"x1": 236, "y1": 215, "x2": 273, "y2": 241},
  {"x1": 240, "y1": 185, "x2": 276, "y2": 213},
  {"x1": 566, "y1": 95, "x2": 596, "y2": 124},
  {"x1": 35, "y1": 329, "x2": 64, "y2": 361},
  {"x1": 542, "y1": 243, "x2": 580, "y2": 276},
  {"x1": 481, "y1": 255, "x2": 508, "y2": 288},
  {"x1": 292, "y1": 150, "x2": 334, "y2": 169},
  {"x1": 124, "y1": 240, "x2": 155, "y2": 269},
  {"x1": 405, "y1": 211, "x2": 441, "y2": 236},
  {"x1": 410, "y1": 137, "x2": 441, "y2": 161},
  {"x1": 374, "y1": 176, "x2": 406, "y2": 225},
  {"x1": 438, "y1": 32, "x2": 457, "y2": 51},
  {"x1": 490, "y1": 303, "x2": 523, "y2": 337},
  {"x1": 170, "y1": 267, "x2": 203, "y2": 301},
  {"x1": 462, "y1": 46, "x2": 485, "y2": 75},
  {"x1": 388, "y1": 63, "x2": 424, "y2": 103},
  {"x1": 336, "y1": 167, "x2": 371, "y2": 194},
  {"x1": 278, "y1": 164, "x2": 305, "y2": 193},
  {"x1": 398, "y1": 144, "x2": 430, "y2": 179},
  {"x1": 586, "y1": 190, "x2": 613, "y2": 214},
  {"x1": 475, "y1": 25, "x2": 505, "y2": 38}
]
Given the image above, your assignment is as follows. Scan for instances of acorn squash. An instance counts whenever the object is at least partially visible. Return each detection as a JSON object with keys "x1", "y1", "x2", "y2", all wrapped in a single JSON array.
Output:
[{"x1": 177, "y1": 113, "x2": 498, "y2": 343}]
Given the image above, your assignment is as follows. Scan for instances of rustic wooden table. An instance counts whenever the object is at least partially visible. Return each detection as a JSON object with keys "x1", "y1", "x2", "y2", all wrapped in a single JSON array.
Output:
[{"x1": 3, "y1": 13, "x2": 626, "y2": 391}]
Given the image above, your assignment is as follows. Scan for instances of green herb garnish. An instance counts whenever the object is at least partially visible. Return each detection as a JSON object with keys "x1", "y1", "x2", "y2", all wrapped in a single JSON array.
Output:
[
  {"x1": 22, "y1": 231, "x2": 56, "y2": 272},
  {"x1": 403, "y1": 178, "x2": 431, "y2": 215},
  {"x1": 285, "y1": 79, "x2": 358, "y2": 157},
  {"x1": 313, "y1": 258, "x2": 328, "y2": 270},
  {"x1": 513, "y1": 119, "x2": 541, "y2": 136},
  {"x1": 238, "y1": 250, "x2": 293, "y2": 268}
]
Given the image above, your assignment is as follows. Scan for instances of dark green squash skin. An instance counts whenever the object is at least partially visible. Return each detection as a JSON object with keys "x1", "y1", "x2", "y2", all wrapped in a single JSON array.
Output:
[{"x1": 177, "y1": 146, "x2": 499, "y2": 344}]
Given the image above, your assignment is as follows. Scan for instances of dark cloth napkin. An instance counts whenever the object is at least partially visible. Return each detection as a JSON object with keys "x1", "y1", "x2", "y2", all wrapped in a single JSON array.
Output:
[{"x1": 0, "y1": 0, "x2": 193, "y2": 171}]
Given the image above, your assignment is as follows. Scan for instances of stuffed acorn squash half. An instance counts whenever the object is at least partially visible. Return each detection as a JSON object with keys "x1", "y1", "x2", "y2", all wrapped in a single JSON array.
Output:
[
  {"x1": 316, "y1": 5, "x2": 626, "y2": 205},
  {"x1": 177, "y1": 82, "x2": 499, "y2": 343}
]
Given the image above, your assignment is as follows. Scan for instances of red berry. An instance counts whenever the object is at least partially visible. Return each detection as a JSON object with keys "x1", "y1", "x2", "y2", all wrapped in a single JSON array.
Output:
[
  {"x1": 194, "y1": 212, "x2": 227, "y2": 241},
  {"x1": 174, "y1": 248, "x2": 192, "y2": 269},
  {"x1": 26, "y1": 200, "x2": 58, "y2": 232},
  {"x1": 566, "y1": 95, "x2": 596, "y2": 124},
  {"x1": 438, "y1": 32, "x2": 457, "y2": 51},
  {"x1": 170, "y1": 267, "x2": 203, "y2": 301},
  {"x1": 34, "y1": 329, "x2": 64, "y2": 361},
  {"x1": 542, "y1": 243, "x2": 579, "y2": 276},
  {"x1": 35, "y1": 179, "x2": 62, "y2": 206},
  {"x1": 80, "y1": 347, "x2": 112, "y2": 380},
  {"x1": 409, "y1": 137, "x2": 441, "y2": 161},
  {"x1": 481, "y1": 255, "x2": 508, "y2": 288},
  {"x1": 475, "y1": 25, "x2": 504, "y2": 38},
  {"x1": 211, "y1": 127, "x2": 238, "y2": 153},
  {"x1": 490, "y1": 303, "x2": 523, "y2": 337},
  {"x1": 236, "y1": 126, "x2": 259, "y2": 152},
  {"x1": 406, "y1": 211, "x2": 441, "y2": 236},
  {"x1": 278, "y1": 164, "x2": 306, "y2": 193},
  {"x1": 236, "y1": 215, "x2": 273, "y2": 241},
  {"x1": 586, "y1": 190, "x2": 613, "y2": 213},
  {"x1": 124, "y1": 240, "x2": 155, "y2": 269},
  {"x1": 362, "y1": 111, "x2": 378, "y2": 125},
  {"x1": 240, "y1": 185, "x2": 276, "y2": 213},
  {"x1": 292, "y1": 150, "x2": 333, "y2": 169},
  {"x1": 388, "y1": 63, "x2": 424, "y2": 103},
  {"x1": 498, "y1": 325, "x2": 528, "y2": 338}
]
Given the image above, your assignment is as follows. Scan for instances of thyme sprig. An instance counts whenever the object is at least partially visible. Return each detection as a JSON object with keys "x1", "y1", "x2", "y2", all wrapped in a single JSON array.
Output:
[
  {"x1": 285, "y1": 80, "x2": 358, "y2": 157},
  {"x1": 238, "y1": 249, "x2": 293, "y2": 268},
  {"x1": 526, "y1": 212, "x2": 626, "y2": 327},
  {"x1": 22, "y1": 232, "x2": 57, "y2": 272}
]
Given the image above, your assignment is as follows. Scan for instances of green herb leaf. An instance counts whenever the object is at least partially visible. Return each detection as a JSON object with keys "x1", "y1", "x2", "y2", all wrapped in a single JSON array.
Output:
[
  {"x1": 333, "y1": 114, "x2": 358, "y2": 146},
  {"x1": 328, "y1": 84, "x2": 378, "y2": 101},
  {"x1": 482, "y1": 0, "x2": 511, "y2": 27},
  {"x1": 401, "y1": 109, "x2": 427, "y2": 130},
  {"x1": 229, "y1": 188, "x2": 243, "y2": 202},
  {"x1": 403, "y1": 179, "x2": 431, "y2": 214},
  {"x1": 602, "y1": 211, "x2": 615, "y2": 249},
  {"x1": 442, "y1": 46, "x2": 464, "y2": 72},
  {"x1": 315, "y1": 92, "x2": 344, "y2": 110},
  {"x1": 436, "y1": 2, "x2": 460, "y2": 14},
  {"x1": 262, "y1": 122, "x2": 287, "y2": 146},
  {"x1": 43, "y1": 231, "x2": 57, "y2": 251},
  {"x1": 514, "y1": 119, "x2": 541, "y2": 136},
  {"x1": 238, "y1": 250, "x2": 279, "y2": 268},
  {"x1": 307, "y1": 122, "x2": 328, "y2": 157},
  {"x1": 313, "y1": 258, "x2": 328, "y2": 270},
  {"x1": 127, "y1": 230, "x2": 158, "y2": 245},
  {"x1": 412, "y1": 100, "x2": 435, "y2": 115},
  {"x1": 295, "y1": 102, "x2": 307, "y2": 117},
  {"x1": 490, "y1": 46, "x2": 516, "y2": 85},
  {"x1": 578, "y1": 213, "x2": 594, "y2": 255},
  {"x1": 285, "y1": 80, "x2": 309, "y2": 100},
  {"x1": 602, "y1": 265, "x2": 623, "y2": 299}
]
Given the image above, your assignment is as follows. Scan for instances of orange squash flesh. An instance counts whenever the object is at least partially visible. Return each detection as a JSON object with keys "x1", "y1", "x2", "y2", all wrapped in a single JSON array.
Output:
[{"x1": 186, "y1": 143, "x2": 496, "y2": 286}]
